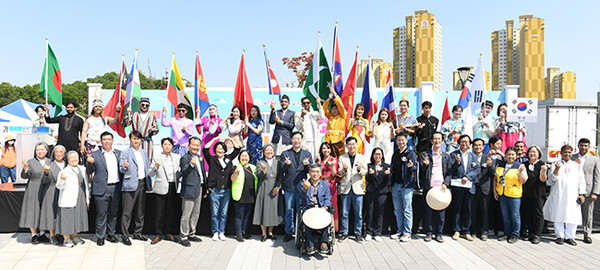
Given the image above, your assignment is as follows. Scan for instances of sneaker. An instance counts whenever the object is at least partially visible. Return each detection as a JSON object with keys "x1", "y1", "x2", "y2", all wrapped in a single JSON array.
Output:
[
  {"x1": 235, "y1": 234, "x2": 244, "y2": 242},
  {"x1": 374, "y1": 236, "x2": 383, "y2": 242},
  {"x1": 452, "y1": 232, "x2": 460, "y2": 240},
  {"x1": 181, "y1": 239, "x2": 191, "y2": 247},
  {"x1": 435, "y1": 235, "x2": 444, "y2": 243},
  {"x1": 565, "y1": 239, "x2": 577, "y2": 246},
  {"x1": 188, "y1": 235, "x2": 202, "y2": 242},
  {"x1": 364, "y1": 235, "x2": 372, "y2": 241},
  {"x1": 72, "y1": 237, "x2": 85, "y2": 246},
  {"x1": 212, "y1": 233, "x2": 219, "y2": 241},
  {"x1": 338, "y1": 235, "x2": 348, "y2": 242},
  {"x1": 390, "y1": 233, "x2": 400, "y2": 240},
  {"x1": 63, "y1": 240, "x2": 74, "y2": 248},
  {"x1": 306, "y1": 246, "x2": 316, "y2": 255},
  {"x1": 480, "y1": 234, "x2": 488, "y2": 241},
  {"x1": 219, "y1": 233, "x2": 227, "y2": 241},
  {"x1": 497, "y1": 234, "x2": 507, "y2": 241},
  {"x1": 462, "y1": 234, "x2": 473, "y2": 241},
  {"x1": 355, "y1": 235, "x2": 363, "y2": 242},
  {"x1": 319, "y1": 243, "x2": 328, "y2": 254},
  {"x1": 424, "y1": 235, "x2": 432, "y2": 242},
  {"x1": 400, "y1": 234, "x2": 411, "y2": 242},
  {"x1": 507, "y1": 235, "x2": 518, "y2": 244},
  {"x1": 530, "y1": 235, "x2": 541, "y2": 244},
  {"x1": 555, "y1": 238, "x2": 564, "y2": 245}
]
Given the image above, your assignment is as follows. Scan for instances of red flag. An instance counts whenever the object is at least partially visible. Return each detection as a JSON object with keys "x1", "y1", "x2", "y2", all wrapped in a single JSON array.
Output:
[
  {"x1": 341, "y1": 50, "x2": 358, "y2": 136},
  {"x1": 105, "y1": 58, "x2": 127, "y2": 138},
  {"x1": 441, "y1": 95, "x2": 451, "y2": 126},
  {"x1": 233, "y1": 54, "x2": 254, "y2": 121}
]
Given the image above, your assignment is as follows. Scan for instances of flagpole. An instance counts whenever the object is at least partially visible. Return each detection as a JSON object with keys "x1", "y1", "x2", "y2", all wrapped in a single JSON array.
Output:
[
  {"x1": 262, "y1": 44, "x2": 273, "y2": 103},
  {"x1": 242, "y1": 49, "x2": 247, "y2": 117},
  {"x1": 195, "y1": 50, "x2": 199, "y2": 118},
  {"x1": 45, "y1": 38, "x2": 49, "y2": 105},
  {"x1": 331, "y1": 21, "x2": 337, "y2": 87},
  {"x1": 127, "y1": 49, "x2": 138, "y2": 106},
  {"x1": 167, "y1": 52, "x2": 175, "y2": 116}
]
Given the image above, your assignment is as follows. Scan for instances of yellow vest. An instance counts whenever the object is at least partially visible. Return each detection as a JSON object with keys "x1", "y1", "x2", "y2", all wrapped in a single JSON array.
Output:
[{"x1": 495, "y1": 165, "x2": 522, "y2": 198}]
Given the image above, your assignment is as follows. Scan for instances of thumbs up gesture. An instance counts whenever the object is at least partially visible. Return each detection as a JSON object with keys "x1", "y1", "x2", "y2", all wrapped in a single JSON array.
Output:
[
  {"x1": 43, "y1": 164, "x2": 50, "y2": 173},
  {"x1": 455, "y1": 154, "x2": 462, "y2": 163},
  {"x1": 486, "y1": 157, "x2": 492, "y2": 166},
  {"x1": 22, "y1": 160, "x2": 28, "y2": 168},
  {"x1": 385, "y1": 168, "x2": 391, "y2": 175},
  {"x1": 303, "y1": 179, "x2": 310, "y2": 190},
  {"x1": 190, "y1": 157, "x2": 197, "y2": 165},
  {"x1": 423, "y1": 156, "x2": 430, "y2": 167},
  {"x1": 407, "y1": 160, "x2": 414, "y2": 168},
  {"x1": 123, "y1": 159, "x2": 130, "y2": 169},
  {"x1": 302, "y1": 158, "x2": 310, "y2": 166},
  {"x1": 260, "y1": 162, "x2": 267, "y2": 173},
  {"x1": 368, "y1": 168, "x2": 375, "y2": 174},
  {"x1": 87, "y1": 156, "x2": 95, "y2": 164},
  {"x1": 155, "y1": 159, "x2": 162, "y2": 168},
  {"x1": 60, "y1": 172, "x2": 67, "y2": 180}
]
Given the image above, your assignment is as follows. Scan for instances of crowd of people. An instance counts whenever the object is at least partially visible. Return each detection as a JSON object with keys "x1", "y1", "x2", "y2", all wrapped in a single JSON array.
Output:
[{"x1": 3, "y1": 87, "x2": 598, "y2": 255}]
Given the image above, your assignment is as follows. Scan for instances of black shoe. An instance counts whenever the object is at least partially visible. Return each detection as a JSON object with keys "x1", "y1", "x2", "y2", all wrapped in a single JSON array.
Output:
[
  {"x1": 283, "y1": 234, "x2": 294, "y2": 242},
  {"x1": 530, "y1": 235, "x2": 541, "y2": 244},
  {"x1": 188, "y1": 235, "x2": 202, "y2": 242},
  {"x1": 122, "y1": 237, "x2": 132, "y2": 246},
  {"x1": 507, "y1": 235, "x2": 517, "y2": 244},
  {"x1": 261, "y1": 235, "x2": 268, "y2": 242},
  {"x1": 181, "y1": 239, "x2": 191, "y2": 247},
  {"x1": 338, "y1": 235, "x2": 348, "y2": 242},
  {"x1": 132, "y1": 234, "x2": 147, "y2": 241},
  {"x1": 73, "y1": 237, "x2": 85, "y2": 245},
  {"x1": 480, "y1": 234, "x2": 488, "y2": 241},
  {"x1": 38, "y1": 234, "x2": 50, "y2": 243},
  {"x1": 307, "y1": 246, "x2": 316, "y2": 255},
  {"x1": 164, "y1": 234, "x2": 176, "y2": 242},
  {"x1": 151, "y1": 236, "x2": 162, "y2": 245},
  {"x1": 565, "y1": 239, "x2": 577, "y2": 246},
  {"x1": 555, "y1": 238, "x2": 564, "y2": 245},
  {"x1": 97, "y1": 238, "x2": 105, "y2": 246},
  {"x1": 243, "y1": 233, "x2": 252, "y2": 240},
  {"x1": 31, "y1": 235, "x2": 40, "y2": 245},
  {"x1": 355, "y1": 235, "x2": 363, "y2": 242},
  {"x1": 497, "y1": 235, "x2": 507, "y2": 241},
  {"x1": 51, "y1": 236, "x2": 61, "y2": 246},
  {"x1": 268, "y1": 234, "x2": 276, "y2": 240},
  {"x1": 236, "y1": 234, "x2": 244, "y2": 242},
  {"x1": 106, "y1": 235, "x2": 118, "y2": 243},
  {"x1": 319, "y1": 243, "x2": 328, "y2": 254},
  {"x1": 435, "y1": 235, "x2": 444, "y2": 243},
  {"x1": 583, "y1": 236, "x2": 592, "y2": 244}
]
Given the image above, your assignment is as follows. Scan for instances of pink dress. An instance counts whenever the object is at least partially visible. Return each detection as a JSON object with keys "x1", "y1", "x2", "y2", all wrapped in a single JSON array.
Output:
[
  {"x1": 320, "y1": 156, "x2": 339, "y2": 231},
  {"x1": 196, "y1": 116, "x2": 223, "y2": 171}
]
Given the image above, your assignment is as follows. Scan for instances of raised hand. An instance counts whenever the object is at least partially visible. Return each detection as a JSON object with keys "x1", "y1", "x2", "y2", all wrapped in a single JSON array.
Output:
[
  {"x1": 60, "y1": 172, "x2": 67, "y2": 180},
  {"x1": 423, "y1": 156, "x2": 430, "y2": 167},
  {"x1": 260, "y1": 162, "x2": 267, "y2": 173},
  {"x1": 270, "y1": 102, "x2": 275, "y2": 111},
  {"x1": 368, "y1": 168, "x2": 375, "y2": 174},
  {"x1": 22, "y1": 160, "x2": 28, "y2": 168},
  {"x1": 554, "y1": 161, "x2": 561, "y2": 170},
  {"x1": 575, "y1": 157, "x2": 581, "y2": 164},
  {"x1": 155, "y1": 159, "x2": 161, "y2": 168},
  {"x1": 407, "y1": 160, "x2": 414, "y2": 168},
  {"x1": 43, "y1": 165, "x2": 50, "y2": 173},
  {"x1": 284, "y1": 156, "x2": 291, "y2": 165},
  {"x1": 303, "y1": 179, "x2": 310, "y2": 190},
  {"x1": 455, "y1": 154, "x2": 462, "y2": 164},
  {"x1": 302, "y1": 158, "x2": 310, "y2": 166},
  {"x1": 190, "y1": 157, "x2": 197, "y2": 165},
  {"x1": 87, "y1": 156, "x2": 95, "y2": 164},
  {"x1": 162, "y1": 107, "x2": 167, "y2": 113},
  {"x1": 385, "y1": 168, "x2": 391, "y2": 175},
  {"x1": 123, "y1": 159, "x2": 130, "y2": 169},
  {"x1": 486, "y1": 157, "x2": 492, "y2": 166}
]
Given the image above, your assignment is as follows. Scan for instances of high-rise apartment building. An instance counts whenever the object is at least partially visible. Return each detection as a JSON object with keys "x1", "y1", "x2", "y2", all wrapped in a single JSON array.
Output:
[
  {"x1": 491, "y1": 20, "x2": 520, "y2": 91},
  {"x1": 393, "y1": 10, "x2": 442, "y2": 90},
  {"x1": 546, "y1": 67, "x2": 576, "y2": 99},
  {"x1": 357, "y1": 58, "x2": 392, "y2": 87}
]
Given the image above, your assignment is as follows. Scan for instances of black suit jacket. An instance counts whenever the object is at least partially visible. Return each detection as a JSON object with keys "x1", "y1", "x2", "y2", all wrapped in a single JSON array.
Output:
[
  {"x1": 203, "y1": 147, "x2": 240, "y2": 189},
  {"x1": 419, "y1": 150, "x2": 452, "y2": 189},
  {"x1": 366, "y1": 163, "x2": 392, "y2": 194},
  {"x1": 278, "y1": 148, "x2": 312, "y2": 192},
  {"x1": 475, "y1": 153, "x2": 494, "y2": 195},
  {"x1": 180, "y1": 152, "x2": 206, "y2": 199},
  {"x1": 269, "y1": 109, "x2": 295, "y2": 144},
  {"x1": 86, "y1": 149, "x2": 123, "y2": 196}
]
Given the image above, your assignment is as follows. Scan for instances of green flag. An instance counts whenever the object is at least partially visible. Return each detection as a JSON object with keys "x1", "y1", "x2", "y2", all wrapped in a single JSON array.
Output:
[
  {"x1": 39, "y1": 42, "x2": 62, "y2": 116},
  {"x1": 303, "y1": 38, "x2": 332, "y2": 111}
]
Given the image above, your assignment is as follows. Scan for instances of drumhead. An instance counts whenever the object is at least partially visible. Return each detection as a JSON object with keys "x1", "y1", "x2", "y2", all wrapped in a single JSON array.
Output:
[
  {"x1": 426, "y1": 186, "x2": 452, "y2": 210},
  {"x1": 302, "y1": 207, "x2": 331, "y2": 230}
]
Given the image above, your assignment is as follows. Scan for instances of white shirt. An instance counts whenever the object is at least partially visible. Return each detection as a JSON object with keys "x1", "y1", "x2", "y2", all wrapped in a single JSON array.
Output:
[
  {"x1": 461, "y1": 150, "x2": 469, "y2": 172},
  {"x1": 579, "y1": 153, "x2": 588, "y2": 167},
  {"x1": 103, "y1": 149, "x2": 119, "y2": 184},
  {"x1": 193, "y1": 155, "x2": 204, "y2": 184},
  {"x1": 133, "y1": 148, "x2": 145, "y2": 180},
  {"x1": 164, "y1": 154, "x2": 175, "y2": 182},
  {"x1": 38, "y1": 158, "x2": 46, "y2": 167},
  {"x1": 266, "y1": 158, "x2": 273, "y2": 168},
  {"x1": 218, "y1": 157, "x2": 226, "y2": 168}
]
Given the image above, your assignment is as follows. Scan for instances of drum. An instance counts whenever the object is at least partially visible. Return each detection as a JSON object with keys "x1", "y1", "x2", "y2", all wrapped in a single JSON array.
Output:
[
  {"x1": 426, "y1": 186, "x2": 452, "y2": 210},
  {"x1": 302, "y1": 207, "x2": 331, "y2": 230}
]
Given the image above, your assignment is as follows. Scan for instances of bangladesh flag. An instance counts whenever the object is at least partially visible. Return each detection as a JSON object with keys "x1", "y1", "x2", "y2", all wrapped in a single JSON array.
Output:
[
  {"x1": 166, "y1": 55, "x2": 193, "y2": 119},
  {"x1": 303, "y1": 37, "x2": 332, "y2": 111},
  {"x1": 39, "y1": 42, "x2": 62, "y2": 116}
]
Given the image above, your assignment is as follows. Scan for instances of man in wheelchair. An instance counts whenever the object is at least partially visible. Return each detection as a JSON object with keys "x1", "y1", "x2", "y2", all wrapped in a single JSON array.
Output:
[{"x1": 299, "y1": 163, "x2": 333, "y2": 255}]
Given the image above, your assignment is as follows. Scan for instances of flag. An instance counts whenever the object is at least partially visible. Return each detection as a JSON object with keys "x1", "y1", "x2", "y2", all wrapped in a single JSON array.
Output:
[
  {"x1": 263, "y1": 46, "x2": 281, "y2": 100},
  {"x1": 124, "y1": 50, "x2": 142, "y2": 114},
  {"x1": 470, "y1": 55, "x2": 487, "y2": 115},
  {"x1": 194, "y1": 52, "x2": 210, "y2": 118},
  {"x1": 39, "y1": 41, "x2": 62, "y2": 117},
  {"x1": 360, "y1": 59, "x2": 378, "y2": 124},
  {"x1": 341, "y1": 49, "x2": 358, "y2": 135},
  {"x1": 166, "y1": 55, "x2": 193, "y2": 119},
  {"x1": 381, "y1": 68, "x2": 397, "y2": 119},
  {"x1": 233, "y1": 53, "x2": 254, "y2": 120},
  {"x1": 332, "y1": 24, "x2": 343, "y2": 96},
  {"x1": 303, "y1": 36, "x2": 332, "y2": 111},
  {"x1": 105, "y1": 56, "x2": 127, "y2": 138},
  {"x1": 440, "y1": 95, "x2": 451, "y2": 127}
]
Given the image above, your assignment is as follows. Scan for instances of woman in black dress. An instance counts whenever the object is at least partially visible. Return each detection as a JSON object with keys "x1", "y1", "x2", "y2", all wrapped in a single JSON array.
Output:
[{"x1": 521, "y1": 145, "x2": 548, "y2": 244}]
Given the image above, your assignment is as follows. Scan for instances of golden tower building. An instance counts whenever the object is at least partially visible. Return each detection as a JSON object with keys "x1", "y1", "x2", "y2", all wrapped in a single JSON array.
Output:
[
  {"x1": 558, "y1": 72, "x2": 576, "y2": 99},
  {"x1": 491, "y1": 20, "x2": 519, "y2": 90},
  {"x1": 546, "y1": 67, "x2": 560, "y2": 99},
  {"x1": 357, "y1": 58, "x2": 392, "y2": 87},
  {"x1": 393, "y1": 10, "x2": 441, "y2": 90},
  {"x1": 519, "y1": 15, "x2": 545, "y2": 99}
]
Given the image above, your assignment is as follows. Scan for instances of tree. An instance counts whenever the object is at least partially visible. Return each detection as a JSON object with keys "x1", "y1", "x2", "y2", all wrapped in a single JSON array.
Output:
[{"x1": 282, "y1": 52, "x2": 314, "y2": 88}]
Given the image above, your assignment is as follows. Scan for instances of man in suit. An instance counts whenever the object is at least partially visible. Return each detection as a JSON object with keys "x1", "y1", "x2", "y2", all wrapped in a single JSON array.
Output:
[
  {"x1": 448, "y1": 134, "x2": 480, "y2": 241},
  {"x1": 119, "y1": 130, "x2": 152, "y2": 245},
  {"x1": 390, "y1": 133, "x2": 418, "y2": 242},
  {"x1": 471, "y1": 138, "x2": 494, "y2": 241},
  {"x1": 278, "y1": 131, "x2": 312, "y2": 242},
  {"x1": 299, "y1": 163, "x2": 332, "y2": 255},
  {"x1": 87, "y1": 131, "x2": 122, "y2": 246},
  {"x1": 573, "y1": 138, "x2": 600, "y2": 244},
  {"x1": 338, "y1": 137, "x2": 368, "y2": 242},
  {"x1": 269, "y1": 94, "x2": 295, "y2": 155},
  {"x1": 179, "y1": 136, "x2": 206, "y2": 247}
]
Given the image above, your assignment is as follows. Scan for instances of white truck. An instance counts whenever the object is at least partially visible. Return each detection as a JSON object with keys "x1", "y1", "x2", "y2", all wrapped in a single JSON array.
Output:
[{"x1": 525, "y1": 99, "x2": 598, "y2": 162}]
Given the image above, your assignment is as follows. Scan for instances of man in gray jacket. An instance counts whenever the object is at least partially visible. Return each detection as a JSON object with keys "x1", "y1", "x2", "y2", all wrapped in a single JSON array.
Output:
[{"x1": 572, "y1": 138, "x2": 600, "y2": 244}]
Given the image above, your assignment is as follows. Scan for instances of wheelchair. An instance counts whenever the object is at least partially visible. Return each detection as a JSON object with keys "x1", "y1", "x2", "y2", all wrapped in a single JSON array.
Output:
[{"x1": 294, "y1": 205, "x2": 336, "y2": 255}]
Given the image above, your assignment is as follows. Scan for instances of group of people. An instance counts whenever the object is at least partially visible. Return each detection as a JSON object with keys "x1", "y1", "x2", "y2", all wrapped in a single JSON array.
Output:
[{"x1": 7, "y1": 87, "x2": 598, "y2": 254}]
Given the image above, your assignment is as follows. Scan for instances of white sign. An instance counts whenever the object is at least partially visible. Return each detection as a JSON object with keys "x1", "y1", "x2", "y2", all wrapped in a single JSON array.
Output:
[{"x1": 507, "y1": 98, "x2": 538, "y2": 122}]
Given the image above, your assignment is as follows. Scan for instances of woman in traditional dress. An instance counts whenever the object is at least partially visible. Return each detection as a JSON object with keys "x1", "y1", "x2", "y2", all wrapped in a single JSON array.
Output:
[
  {"x1": 195, "y1": 104, "x2": 223, "y2": 171},
  {"x1": 55, "y1": 151, "x2": 89, "y2": 247},
  {"x1": 494, "y1": 103, "x2": 527, "y2": 153},
  {"x1": 220, "y1": 106, "x2": 246, "y2": 147},
  {"x1": 245, "y1": 105, "x2": 264, "y2": 164},
  {"x1": 253, "y1": 144, "x2": 283, "y2": 241},
  {"x1": 19, "y1": 141, "x2": 51, "y2": 244},
  {"x1": 39, "y1": 145, "x2": 66, "y2": 245},
  {"x1": 371, "y1": 108, "x2": 395, "y2": 162},
  {"x1": 318, "y1": 142, "x2": 339, "y2": 231},
  {"x1": 441, "y1": 105, "x2": 465, "y2": 153},
  {"x1": 348, "y1": 104, "x2": 372, "y2": 155}
]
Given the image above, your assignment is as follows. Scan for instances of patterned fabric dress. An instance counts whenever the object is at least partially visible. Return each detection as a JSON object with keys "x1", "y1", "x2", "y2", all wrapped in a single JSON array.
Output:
[
  {"x1": 130, "y1": 112, "x2": 159, "y2": 161},
  {"x1": 372, "y1": 121, "x2": 394, "y2": 163},
  {"x1": 247, "y1": 118, "x2": 265, "y2": 164},
  {"x1": 494, "y1": 118, "x2": 527, "y2": 152},
  {"x1": 441, "y1": 118, "x2": 465, "y2": 153},
  {"x1": 85, "y1": 116, "x2": 107, "y2": 152},
  {"x1": 348, "y1": 117, "x2": 371, "y2": 155},
  {"x1": 320, "y1": 156, "x2": 339, "y2": 232},
  {"x1": 220, "y1": 119, "x2": 246, "y2": 147},
  {"x1": 396, "y1": 114, "x2": 418, "y2": 150},
  {"x1": 196, "y1": 116, "x2": 223, "y2": 171}
]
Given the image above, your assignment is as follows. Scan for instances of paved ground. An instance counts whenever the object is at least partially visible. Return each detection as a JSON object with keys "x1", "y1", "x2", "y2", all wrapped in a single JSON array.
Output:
[{"x1": 0, "y1": 232, "x2": 598, "y2": 269}]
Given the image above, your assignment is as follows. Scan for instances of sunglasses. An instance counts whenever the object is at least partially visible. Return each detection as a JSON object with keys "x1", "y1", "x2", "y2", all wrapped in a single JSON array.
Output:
[
  {"x1": 302, "y1": 102, "x2": 311, "y2": 105},
  {"x1": 178, "y1": 110, "x2": 186, "y2": 112},
  {"x1": 140, "y1": 104, "x2": 149, "y2": 107}
]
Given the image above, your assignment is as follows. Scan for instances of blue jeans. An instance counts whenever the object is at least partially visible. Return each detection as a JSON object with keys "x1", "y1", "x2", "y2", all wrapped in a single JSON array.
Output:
[
  {"x1": 340, "y1": 190, "x2": 363, "y2": 235},
  {"x1": 283, "y1": 189, "x2": 298, "y2": 235},
  {"x1": 173, "y1": 145, "x2": 189, "y2": 157},
  {"x1": 234, "y1": 203, "x2": 253, "y2": 235},
  {"x1": 0, "y1": 166, "x2": 16, "y2": 183},
  {"x1": 499, "y1": 195, "x2": 521, "y2": 237},
  {"x1": 391, "y1": 184, "x2": 413, "y2": 235},
  {"x1": 209, "y1": 188, "x2": 231, "y2": 234}
]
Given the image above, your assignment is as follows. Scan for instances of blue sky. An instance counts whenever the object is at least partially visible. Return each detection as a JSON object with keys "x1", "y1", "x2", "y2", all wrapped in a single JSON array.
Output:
[{"x1": 1, "y1": 0, "x2": 598, "y2": 101}]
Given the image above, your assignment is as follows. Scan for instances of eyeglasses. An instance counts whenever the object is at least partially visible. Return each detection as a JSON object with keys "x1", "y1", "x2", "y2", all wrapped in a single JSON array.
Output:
[
  {"x1": 178, "y1": 110, "x2": 186, "y2": 112},
  {"x1": 302, "y1": 102, "x2": 311, "y2": 105},
  {"x1": 140, "y1": 104, "x2": 149, "y2": 107}
]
